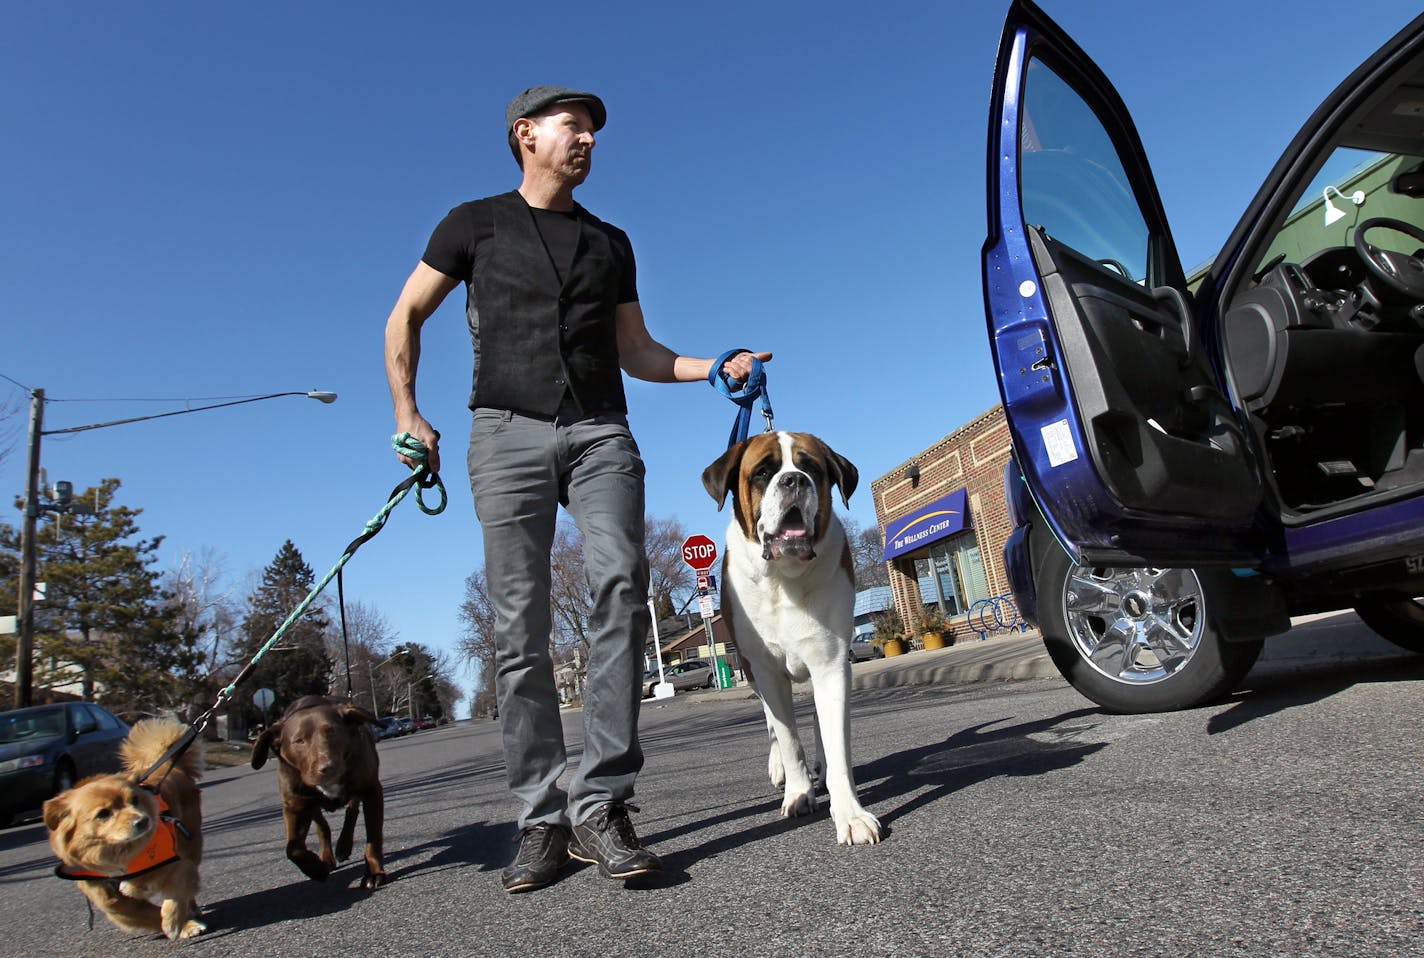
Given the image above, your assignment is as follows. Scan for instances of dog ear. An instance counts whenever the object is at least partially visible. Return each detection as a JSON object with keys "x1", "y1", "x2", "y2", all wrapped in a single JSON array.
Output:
[
  {"x1": 701, "y1": 440, "x2": 749, "y2": 510},
  {"x1": 251, "y1": 721, "x2": 283, "y2": 770},
  {"x1": 339, "y1": 703, "x2": 382, "y2": 726},
  {"x1": 823, "y1": 442, "x2": 859, "y2": 508},
  {"x1": 42, "y1": 791, "x2": 72, "y2": 833}
]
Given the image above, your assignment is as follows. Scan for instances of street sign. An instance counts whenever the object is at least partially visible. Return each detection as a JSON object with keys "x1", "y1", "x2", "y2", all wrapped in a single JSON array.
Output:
[
  {"x1": 252, "y1": 687, "x2": 275, "y2": 711},
  {"x1": 698, "y1": 594, "x2": 715, "y2": 617},
  {"x1": 696, "y1": 574, "x2": 710, "y2": 593},
  {"x1": 682, "y1": 534, "x2": 718, "y2": 572}
]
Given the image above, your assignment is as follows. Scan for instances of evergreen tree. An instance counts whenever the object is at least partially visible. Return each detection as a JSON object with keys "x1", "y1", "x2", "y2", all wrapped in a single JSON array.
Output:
[
  {"x1": 235, "y1": 540, "x2": 332, "y2": 726},
  {"x1": 1, "y1": 479, "x2": 200, "y2": 713}
]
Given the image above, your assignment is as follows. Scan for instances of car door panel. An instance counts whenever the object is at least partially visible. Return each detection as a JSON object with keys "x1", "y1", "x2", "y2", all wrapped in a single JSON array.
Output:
[
  {"x1": 983, "y1": 0, "x2": 1263, "y2": 564},
  {"x1": 1030, "y1": 228, "x2": 1258, "y2": 519}
]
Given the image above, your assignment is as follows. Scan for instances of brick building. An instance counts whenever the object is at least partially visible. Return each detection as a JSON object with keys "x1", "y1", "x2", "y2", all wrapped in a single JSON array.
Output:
[{"x1": 870, "y1": 404, "x2": 1015, "y2": 634}]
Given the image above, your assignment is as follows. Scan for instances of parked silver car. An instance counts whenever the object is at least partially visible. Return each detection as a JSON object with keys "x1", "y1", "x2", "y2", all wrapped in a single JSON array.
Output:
[
  {"x1": 647, "y1": 659, "x2": 717, "y2": 695},
  {"x1": 848, "y1": 639, "x2": 884, "y2": 663}
]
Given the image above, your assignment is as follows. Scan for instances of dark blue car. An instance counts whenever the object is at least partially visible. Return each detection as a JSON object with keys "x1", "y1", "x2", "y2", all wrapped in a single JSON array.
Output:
[
  {"x1": 983, "y1": 1, "x2": 1424, "y2": 711},
  {"x1": 0, "y1": 702, "x2": 130, "y2": 826}
]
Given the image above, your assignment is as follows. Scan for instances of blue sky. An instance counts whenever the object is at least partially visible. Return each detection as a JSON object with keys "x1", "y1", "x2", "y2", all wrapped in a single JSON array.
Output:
[{"x1": 2, "y1": 0, "x2": 1416, "y2": 712}]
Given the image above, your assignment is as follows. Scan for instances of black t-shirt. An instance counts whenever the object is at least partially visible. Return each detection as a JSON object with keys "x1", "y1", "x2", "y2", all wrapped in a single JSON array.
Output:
[{"x1": 422, "y1": 198, "x2": 638, "y2": 303}]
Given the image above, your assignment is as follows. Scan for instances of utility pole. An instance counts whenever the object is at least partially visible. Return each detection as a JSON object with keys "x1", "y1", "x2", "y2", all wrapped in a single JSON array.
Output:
[{"x1": 14, "y1": 389, "x2": 43, "y2": 709}]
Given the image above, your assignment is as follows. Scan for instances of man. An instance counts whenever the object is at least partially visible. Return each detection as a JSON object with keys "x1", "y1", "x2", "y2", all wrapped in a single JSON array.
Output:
[{"x1": 383, "y1": 85, "x2": 770, "y2": 893}]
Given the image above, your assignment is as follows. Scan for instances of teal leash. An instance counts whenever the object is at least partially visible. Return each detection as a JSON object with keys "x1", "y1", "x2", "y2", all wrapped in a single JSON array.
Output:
[{"x1": 137, "y1": 435, "x2": 446, "y2": 785}]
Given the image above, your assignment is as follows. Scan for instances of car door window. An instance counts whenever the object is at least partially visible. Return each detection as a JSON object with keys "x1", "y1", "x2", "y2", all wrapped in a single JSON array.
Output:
[
  {"x1": 1021, "y1": 59, "x2": 1150, "y2": 284},
  {"x1": 86, "y1": 705, "x2": 121, "y2": 731},
  {"x1": 68, "y1": 704, "x2": 98, "y2": 735}
]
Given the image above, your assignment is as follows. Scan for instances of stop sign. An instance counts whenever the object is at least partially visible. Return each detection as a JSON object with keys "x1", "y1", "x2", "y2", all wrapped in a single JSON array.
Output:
[{"x1": 681, "y1": 534, "x2": 718, "y2": 571}]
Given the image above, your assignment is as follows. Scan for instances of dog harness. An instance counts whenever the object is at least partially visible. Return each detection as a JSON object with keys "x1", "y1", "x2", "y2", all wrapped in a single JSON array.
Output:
[{"x1": 53, "y1": 790, "x2": 189, "y2": 883}]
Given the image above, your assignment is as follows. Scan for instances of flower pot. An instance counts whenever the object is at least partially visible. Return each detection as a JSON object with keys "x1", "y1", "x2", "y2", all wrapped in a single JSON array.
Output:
[
  {"x1": 882, "y1": 638, "x2": 907, "y2": 657},
  {"x1": 921, "y1": 630, "x2": 948, "y2": 651}
]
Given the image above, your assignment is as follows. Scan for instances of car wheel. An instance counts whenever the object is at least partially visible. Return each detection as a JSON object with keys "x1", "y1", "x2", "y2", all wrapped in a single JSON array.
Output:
[
  {"x1": 1353, "y1": 598, "x2": 1424, "y2": 654},
  {"x1": 1035, "y1": 530, "x2": 1262, "y2": 713},
  {"x1": 53, "y1": 760, "x2": 77, "y2": 795}
]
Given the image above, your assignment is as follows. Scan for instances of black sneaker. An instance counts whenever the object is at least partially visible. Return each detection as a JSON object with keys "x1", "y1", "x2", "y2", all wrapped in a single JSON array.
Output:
[
  {"x1": 569, "y1": 803, "x2": 662, "y2": 879},
  {"x1": 501, "y1": 823, "x2": 570, "y2": 893}
]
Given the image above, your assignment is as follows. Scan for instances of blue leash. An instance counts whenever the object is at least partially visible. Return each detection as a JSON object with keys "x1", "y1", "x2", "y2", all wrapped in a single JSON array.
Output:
[{"x1": 707, "y1": 348, "x2": 774, "y2": 447}]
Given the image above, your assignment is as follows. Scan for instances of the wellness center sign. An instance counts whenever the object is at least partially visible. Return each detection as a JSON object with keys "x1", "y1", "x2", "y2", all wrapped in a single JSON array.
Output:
[{"x1": 882, "y1": 488, "x2": 968, "y2": 561}]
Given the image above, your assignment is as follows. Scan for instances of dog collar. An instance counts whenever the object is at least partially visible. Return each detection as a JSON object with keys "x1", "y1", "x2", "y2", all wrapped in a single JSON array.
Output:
[{"x1": 53, "y1": 793, "x2": 185, "y2": 883}]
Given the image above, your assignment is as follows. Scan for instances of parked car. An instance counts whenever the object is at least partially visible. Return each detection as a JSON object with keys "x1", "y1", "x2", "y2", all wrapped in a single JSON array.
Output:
[
  {"x1": 413, "y1": 715, "x2": 437, "y2": 732},
  {"x1": 983, "y1": 1, "x2": 1424, "y2": 712},
  {"x1": 373, "y1": 715, "x2": 402, "y2": 740},
  {"x1": 848, "y1": 638, "x2": 884, "y2": 663},
  {"x1": 648, "y1": 659, "x2": 717, "y2": 695},
  {"x1": 641, "y1": 667, "x2": 663, "y2": 698},
  {"x1": 393, "y1": 717, "x2": 415, "y2": 737},
  {"x1": 0, "y1": 702, "x2": 130, "y2": 826}
]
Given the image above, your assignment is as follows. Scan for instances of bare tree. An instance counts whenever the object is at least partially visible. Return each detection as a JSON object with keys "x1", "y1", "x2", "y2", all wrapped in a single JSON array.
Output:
[
  {"x1": 457, "y1": 567, "x2": 498, "y2": 703},
  {"x1": 645, "y1": 514, "x2": 691, "y2": 619},
  {"x1": 841, "y1": 514, "x2": 890, "y2": 589},
  {"x1": 548, "y1": 520, "x2": 591, "y2": 656},
  {"x1": 326, "y1": 599, "x2": 400, "y2": 711},
  {"x1": 165, "y1": 547, "x2": 240, "y2": 683}
]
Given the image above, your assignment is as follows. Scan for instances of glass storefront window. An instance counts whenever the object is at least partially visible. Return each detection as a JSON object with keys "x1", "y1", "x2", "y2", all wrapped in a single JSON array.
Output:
[{"x1": 916, "y1": 533, "x2": 992, "y2": 615}]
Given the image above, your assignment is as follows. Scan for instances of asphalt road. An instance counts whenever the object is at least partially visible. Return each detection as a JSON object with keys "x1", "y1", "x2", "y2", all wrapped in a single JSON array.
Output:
[{"x1": 2, "y1": 621, "x2": 1421, "y2": 957}]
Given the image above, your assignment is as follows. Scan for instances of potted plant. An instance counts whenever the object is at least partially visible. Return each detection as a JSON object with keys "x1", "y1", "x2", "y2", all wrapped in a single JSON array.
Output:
[
  {"x1": 918, "y1": 603, "x2": 952, "y2": 651},
  {"x1": 871, "y1": 609, "x2": 907, "y2": 657}
]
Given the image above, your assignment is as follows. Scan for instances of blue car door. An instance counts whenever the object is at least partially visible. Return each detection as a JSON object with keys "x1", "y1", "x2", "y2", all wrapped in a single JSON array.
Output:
[{"x1": 982, "y1": 0, "x2": 1262, "y2": 566}]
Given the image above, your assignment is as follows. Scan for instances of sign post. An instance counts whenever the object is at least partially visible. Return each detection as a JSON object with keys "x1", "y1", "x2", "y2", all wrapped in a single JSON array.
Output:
[
  {"x1": 647, "y1": 596, "x2": 673, "y2": 699},
  {"x1": 681, "y1": 534, "x2": 726, "y2": 689}
]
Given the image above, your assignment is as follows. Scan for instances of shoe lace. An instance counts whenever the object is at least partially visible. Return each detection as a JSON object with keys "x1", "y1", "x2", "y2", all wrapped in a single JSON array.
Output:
[{"x1": 596, "y1": 802, "x2": 643, "y2": 848}]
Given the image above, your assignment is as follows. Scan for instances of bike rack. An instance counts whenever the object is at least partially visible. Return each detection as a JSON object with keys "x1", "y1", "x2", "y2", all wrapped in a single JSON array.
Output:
[{"x1": 967, "y1": 593, "x2": 1028, "y2": 641}]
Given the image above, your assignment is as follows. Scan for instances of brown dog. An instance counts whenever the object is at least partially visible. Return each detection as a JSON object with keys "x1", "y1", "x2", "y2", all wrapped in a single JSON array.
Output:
[
  {"x1": 251, "y1": 695, "x2": 386, "y2": 888},
  {"x1": 44, "y1": 719, "x2": 206, "y2": 940}
]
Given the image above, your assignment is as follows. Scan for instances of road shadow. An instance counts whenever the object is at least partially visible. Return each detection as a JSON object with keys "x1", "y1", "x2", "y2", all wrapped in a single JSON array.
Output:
[
  {"x1": 644, "y1": 706, "x2": 1106, "y2": 863},
  {"x1": 199, "y1": 871, "x2": 375, "y2": 935},
  {"x1": 855, "y1": 707, "x2": 1105, "y2": 826},
  {"x1": 1208, "y1": 654, "x2": 1424, "y2": 735},
  {"x1": 381, "y1": 819, "x2": 510, "y2": 879}
]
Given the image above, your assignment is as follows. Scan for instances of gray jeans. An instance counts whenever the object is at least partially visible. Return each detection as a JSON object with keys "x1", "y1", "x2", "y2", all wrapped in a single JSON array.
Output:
[{"x1": 467, "y1": 402, "x2": 650, "y2": 829}]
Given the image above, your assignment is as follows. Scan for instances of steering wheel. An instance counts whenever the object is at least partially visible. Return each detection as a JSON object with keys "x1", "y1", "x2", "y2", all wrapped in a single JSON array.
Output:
[{"x1": 1354, "y1": 217, "x2": 1424, "y2": 300}]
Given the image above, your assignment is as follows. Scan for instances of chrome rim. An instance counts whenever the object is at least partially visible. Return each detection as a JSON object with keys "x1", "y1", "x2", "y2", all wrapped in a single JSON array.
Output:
[{"x1": 1061, "y1": 566, "x2": 1205, "y2": 684}]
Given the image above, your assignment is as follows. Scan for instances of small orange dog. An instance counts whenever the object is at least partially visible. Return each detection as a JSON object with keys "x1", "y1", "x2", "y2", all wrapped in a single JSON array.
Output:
[{"x1": 43, "y1": 719, "x2": 206, "y2": 940}]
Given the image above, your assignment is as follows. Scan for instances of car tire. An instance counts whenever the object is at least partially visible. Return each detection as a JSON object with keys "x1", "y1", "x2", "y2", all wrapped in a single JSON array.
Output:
[
  {"x1": 706, "y1": 675, "x2": 716, "y2": 689},
  {"x1": 1353, "y1": 598, "x2": 1424, "y2": 654},
  {"x1": 1034, "y1": 528, "x2": 1262, "y2": 713}
]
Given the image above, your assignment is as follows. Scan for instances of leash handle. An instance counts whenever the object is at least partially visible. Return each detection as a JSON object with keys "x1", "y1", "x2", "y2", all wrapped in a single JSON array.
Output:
[
  {"x1": 392, "y1": 432, "x2": 447, "y2": 515},
  {"x1": 707, "y1": 348, "x2": 774, "y2": 448}
]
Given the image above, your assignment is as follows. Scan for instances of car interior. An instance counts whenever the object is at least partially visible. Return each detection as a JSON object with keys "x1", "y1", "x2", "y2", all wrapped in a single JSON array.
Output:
[{"x1": 1221, "y1": 49, "x2": 1424, "y2": 517}]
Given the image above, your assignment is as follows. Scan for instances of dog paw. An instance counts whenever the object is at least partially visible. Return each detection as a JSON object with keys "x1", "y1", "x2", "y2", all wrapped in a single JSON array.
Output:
[
  {"x1": 360, "y1": 868, "x2": 387, "y2": 890},
  {"x1": 780, "y1": 787, "x2": 818, "y2": 818},
  {"x1": 174, "y1": 919, "x2": 208, "y2": 940},
  {"x1": 295, "y1": 855, "x2": 333, "y2": 882},
  {"x1": 833, "y1": 808, "x2": 883, "y2": 846}
]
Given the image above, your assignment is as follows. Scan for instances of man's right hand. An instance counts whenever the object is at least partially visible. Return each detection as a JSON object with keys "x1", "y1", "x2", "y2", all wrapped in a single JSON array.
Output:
[{"x1": 396, "y1": 414, "x2": 441, "y2": 473}]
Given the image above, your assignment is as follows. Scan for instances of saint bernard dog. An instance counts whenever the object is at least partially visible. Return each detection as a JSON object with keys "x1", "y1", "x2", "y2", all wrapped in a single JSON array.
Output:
[{"x1": 702, "y1": 431, "x2": 882, "y2": 845}]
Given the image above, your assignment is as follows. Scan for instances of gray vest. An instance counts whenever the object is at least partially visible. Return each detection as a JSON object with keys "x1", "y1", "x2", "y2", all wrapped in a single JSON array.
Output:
[{"x1": 466, "y1": 191, "x2": 628, "y2": 416}]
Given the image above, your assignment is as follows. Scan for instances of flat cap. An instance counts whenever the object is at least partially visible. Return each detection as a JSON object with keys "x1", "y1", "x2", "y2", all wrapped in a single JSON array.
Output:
[{"x1": 505, "y1": 86, "x2": 606, "y2": 133}]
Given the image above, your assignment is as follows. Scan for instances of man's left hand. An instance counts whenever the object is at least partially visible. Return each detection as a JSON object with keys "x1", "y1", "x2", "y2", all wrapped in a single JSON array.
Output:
[{"x1": 721, "y1": 350, "x2": 773, "y2": 383}]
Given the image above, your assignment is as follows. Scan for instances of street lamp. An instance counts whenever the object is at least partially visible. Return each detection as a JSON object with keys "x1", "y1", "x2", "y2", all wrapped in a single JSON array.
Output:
[{"x1": 12, "y1": 387, "x2": 338, "y2": 708}]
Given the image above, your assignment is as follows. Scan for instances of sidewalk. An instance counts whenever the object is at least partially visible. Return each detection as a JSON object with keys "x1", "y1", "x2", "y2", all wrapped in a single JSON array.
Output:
[{"x1": 677, "y1": 609, "x2": 1416, "y2": 702}]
